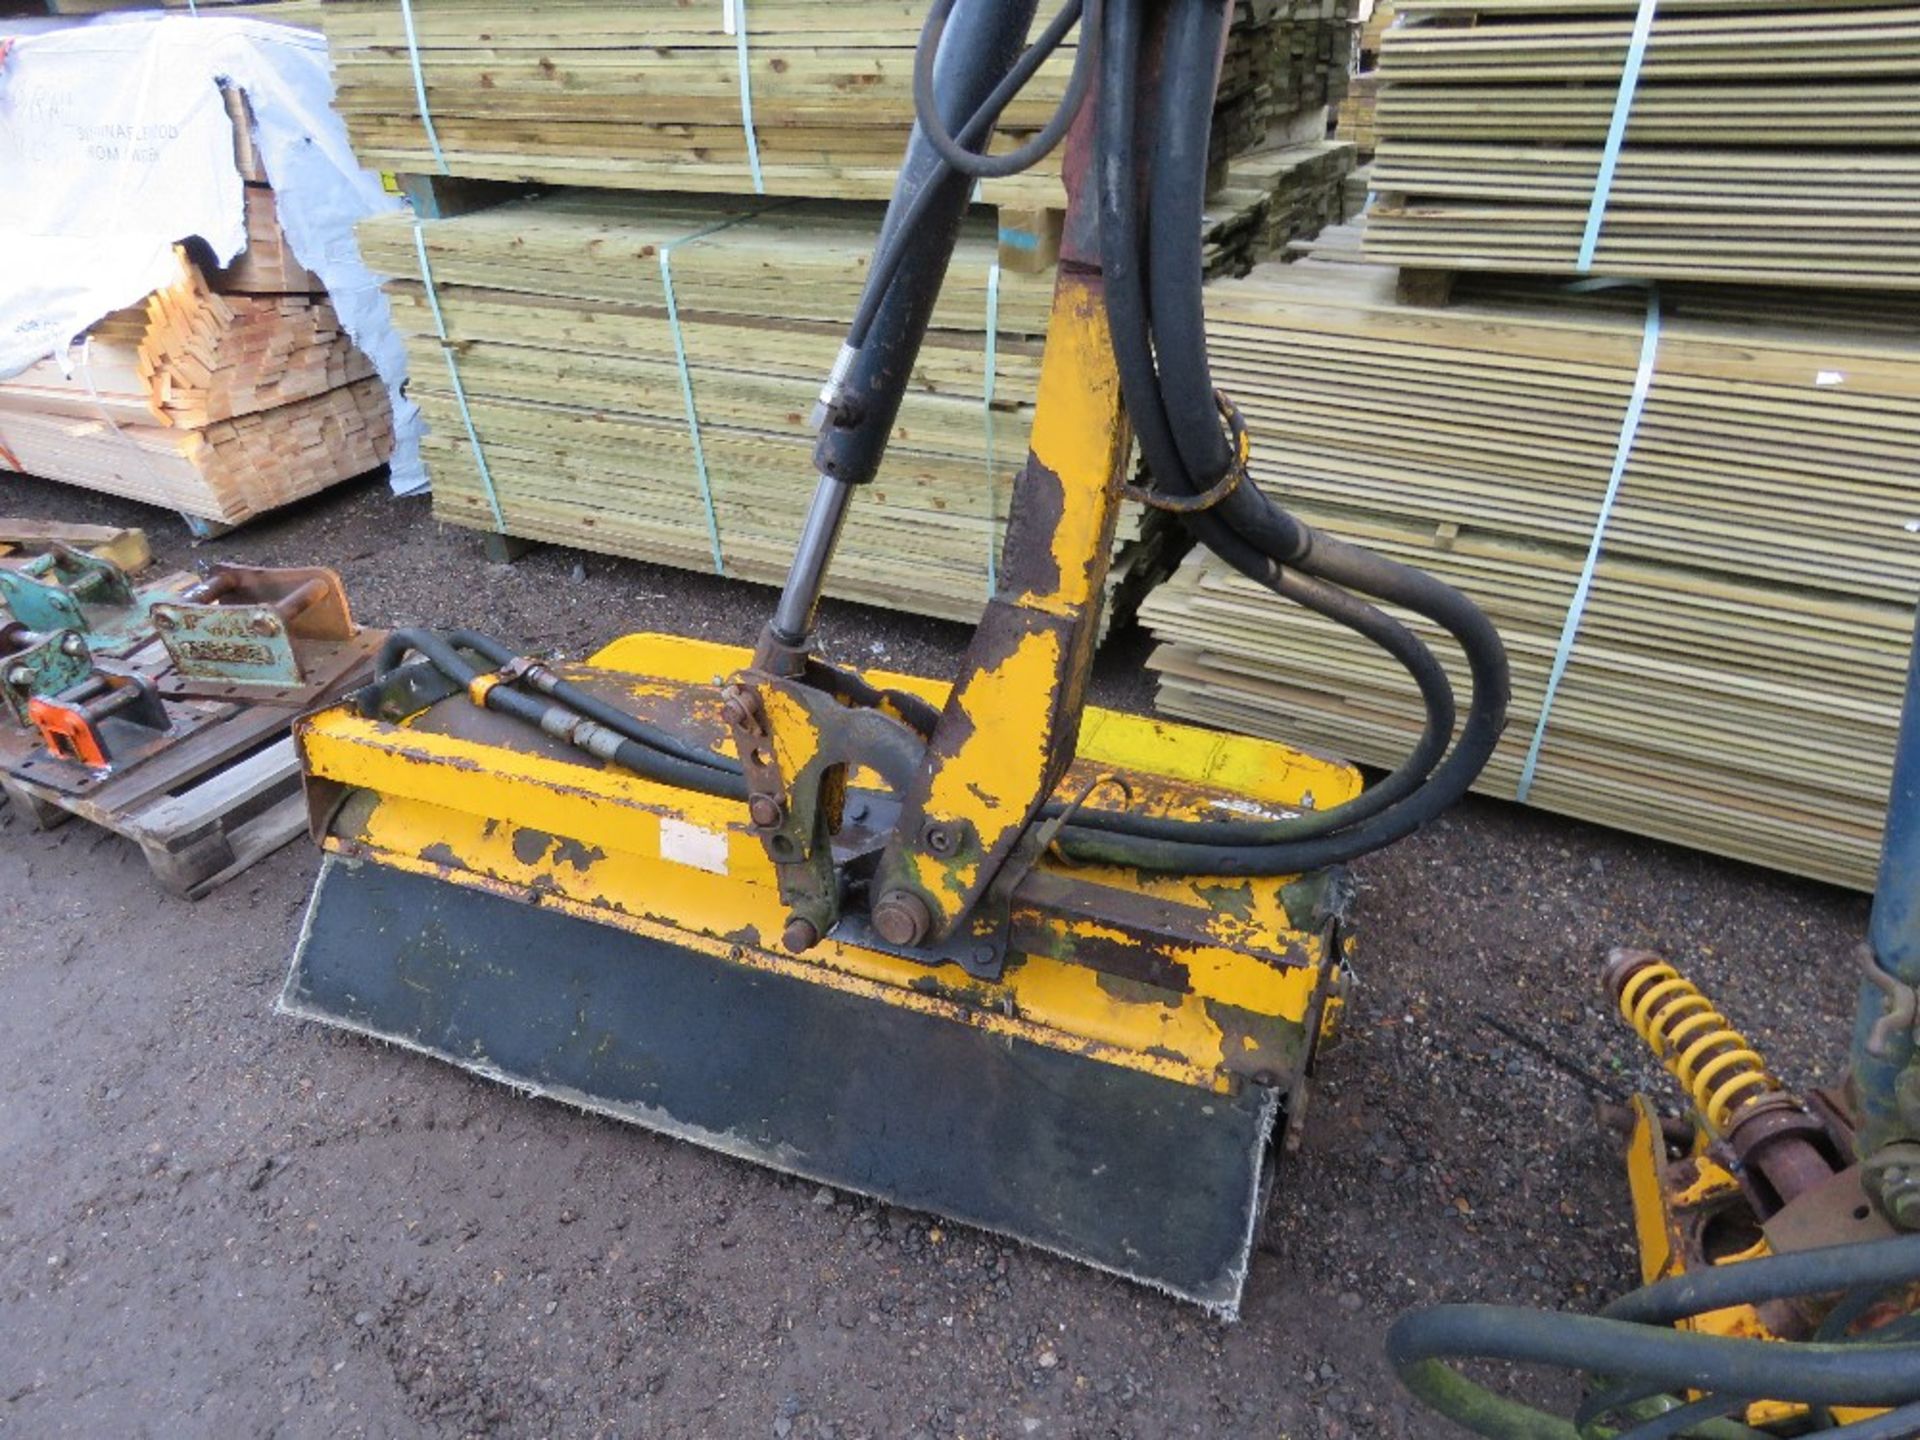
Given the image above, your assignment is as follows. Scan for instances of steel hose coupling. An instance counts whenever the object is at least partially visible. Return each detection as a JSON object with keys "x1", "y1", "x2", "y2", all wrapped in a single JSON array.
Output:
[
  {"x1": 809, "y1": 343, "x2": 860, "y2": 433},
  {"x1": 536, "y1": 706, "x2": 629, "y2": 764}
]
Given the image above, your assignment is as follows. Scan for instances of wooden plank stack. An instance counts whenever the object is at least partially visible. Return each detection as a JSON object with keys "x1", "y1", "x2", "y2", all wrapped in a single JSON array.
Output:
[
  {"x1": 0, "y1": 244, "x2": 391, "y2": 524},
  {"x1": 357, "y1": 191, "x2": 1165, "y2": 622},
  {"x1": 1204, "y1": 139, "x2": 1361, "y2": 277},
  {"x1": 312, "y1": 0, "x2": 1343, "y2": 207},
  {"x1": 1140, "y1": 257, "x2": 1920, "y2": 889},
  {"x1": 315, "y1": 0, "x2": 1360, "y2": 617},
  {"x1": 1362, "y1": 0, "x2": 1920, "y2": 285},
  {"x1": 1359, "y1": 0, "x2": 1398, "y2": 64},
  {"x1": 1334, "y1": 70, "x2": 1381, "y2": 153}
]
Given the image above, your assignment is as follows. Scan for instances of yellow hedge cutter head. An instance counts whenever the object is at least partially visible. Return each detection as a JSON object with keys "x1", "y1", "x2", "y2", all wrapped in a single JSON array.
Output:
[
  {"x1": 282, "y1": 0, "x2": 1507, "y2": 1315},
  {"x1": 284, "y1": 634, "x2": 1359, "y2": 1313}
]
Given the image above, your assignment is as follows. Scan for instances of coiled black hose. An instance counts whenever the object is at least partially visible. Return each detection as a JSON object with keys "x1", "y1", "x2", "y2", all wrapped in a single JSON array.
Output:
[
  {"x1": 1387, "y1": 1234, "x2": 1920, "y2": 1438},
  {"x1": 912, "y1": 0, "x2": 1096, "y2": 180},
  {"x1": 1048, "y1": 0, "x2": 1511, "y2": 874}
]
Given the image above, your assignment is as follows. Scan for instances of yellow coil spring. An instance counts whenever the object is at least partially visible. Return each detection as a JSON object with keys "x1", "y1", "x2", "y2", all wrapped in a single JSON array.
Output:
[{"x1": 1616, "y1": 962, "x2": 1780, "y2": 1134}]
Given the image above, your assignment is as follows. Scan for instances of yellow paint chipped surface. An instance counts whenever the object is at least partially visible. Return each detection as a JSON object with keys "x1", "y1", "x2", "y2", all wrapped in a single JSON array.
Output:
[{"x1": 301, "y1": 631, "x2": 1361, "y2": 1094}]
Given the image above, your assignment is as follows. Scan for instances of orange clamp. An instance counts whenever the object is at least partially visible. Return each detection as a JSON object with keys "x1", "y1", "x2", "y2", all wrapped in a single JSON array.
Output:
[{"x1": 28, "y1": 696, "x2": 110, "y2": 769}]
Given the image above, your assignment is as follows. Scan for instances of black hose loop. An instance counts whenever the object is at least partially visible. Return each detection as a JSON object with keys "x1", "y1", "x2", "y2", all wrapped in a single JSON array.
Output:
[{"x1": 912, "y1": 0, "x2": 1095, "y2": 180}]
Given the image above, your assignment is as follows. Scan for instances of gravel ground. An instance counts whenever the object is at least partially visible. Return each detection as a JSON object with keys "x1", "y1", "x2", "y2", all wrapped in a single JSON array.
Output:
[{"x1": 0, "y1": 475, "x2": 1876, "y2": 1438}]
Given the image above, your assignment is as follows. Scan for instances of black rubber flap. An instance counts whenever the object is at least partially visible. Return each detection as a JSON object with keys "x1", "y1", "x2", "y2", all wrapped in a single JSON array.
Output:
[{"x1": 281, "y1": 855, "x2": 1277, "y2": 1315}]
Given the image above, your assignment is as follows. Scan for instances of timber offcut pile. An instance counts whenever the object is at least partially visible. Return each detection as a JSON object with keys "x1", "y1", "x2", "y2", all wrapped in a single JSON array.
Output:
[
  {"x1": 0, "y1": 241, "x2": 391, "y2": 524},
  {"x1": 1141, "y1": 258, "x2": 1920, "y2": 889},
  {"x1": 316, "y1": 0, "x2": 1345, "y2": 206},
  {"x1": 1363, "y1": 0, "x2": 1920, "y2": 285},
  {"x1": 358, "y1": 192, "x2": 1161, "y2": 622}
]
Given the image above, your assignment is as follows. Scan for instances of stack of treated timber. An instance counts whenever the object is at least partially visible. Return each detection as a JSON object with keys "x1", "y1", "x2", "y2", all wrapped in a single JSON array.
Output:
[
  {"x1": 1363, "y1": 0, "x2": 1920, "y2": 285},
  {"x1": 1269, "y1": 0, "x2": 1356, "y2": 114},
  {"x1": 1142, "y1": 258, "x2": 1920, "y2": 888},
  {"x1": 358, "y1": 191, "x2": 1158, "y2": 622},
  {"x1": 46, "y1": 0, "x2": 323, "y2": 17},
  {"x1": 1359, "y1": 0, "x2": 1398, "y2": 64},
  {"x1": 315, "y1": 0, "x2": 1324, "y2": 207},
  {"x1": 1334, "y1": 70, "x2": 1381, "y2": 154},
  {"x1": 0, "y1": 247, "x2": 391, "y2": 523},
  {"x1": 1204, "y1": 139, "x2": 1360, "y2": 276}
]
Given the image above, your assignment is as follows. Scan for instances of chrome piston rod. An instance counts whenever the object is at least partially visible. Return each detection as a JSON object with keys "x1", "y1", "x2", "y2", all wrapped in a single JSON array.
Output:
[{"x1": 768, "y1": 474, "x2": 856, "y2": 645}]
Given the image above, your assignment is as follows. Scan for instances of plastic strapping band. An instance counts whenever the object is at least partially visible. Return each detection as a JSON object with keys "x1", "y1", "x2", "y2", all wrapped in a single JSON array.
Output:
[
  {"x1": 411, "y1": 219, "x2": 506, "y2": 531},
  {"x1": 1577, "y1": 0, "x2": 1657, "y2": 272},
  {"x1": 74, "y1": 338, "x2": 173, "y2": 495},
  {"x1": 983, "y1": 262, "x2": 1002, "y2": 595},
  {"x1": 659, "y1": 203, "x2": 790, "y2": 575},
  {"x1": 1515, "y1": 283, "x2": 1661, "y2": 802},
  {"x1": 398, "y1": 0, "x2": 450, "y2": 177},
  {"x1": 730, "y1": 0, "x2": 766, "y2": 195}
]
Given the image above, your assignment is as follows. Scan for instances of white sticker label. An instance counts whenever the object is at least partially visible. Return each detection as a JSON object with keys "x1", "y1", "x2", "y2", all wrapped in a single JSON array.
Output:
[
  {"x1": 722, "y1": 0, "x2": 737, "y2": 35},
  {"x1": 659, "y1": 816, "x2": 730, "y2": 875},
  {"x1": 1815, "y1": 370, "x2": 1845, "y2": 386}
]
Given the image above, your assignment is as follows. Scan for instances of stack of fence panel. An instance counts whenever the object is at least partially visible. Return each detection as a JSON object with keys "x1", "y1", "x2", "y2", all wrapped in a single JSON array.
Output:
[
  {"x1": 315, "y1": 0, "x2": 1340, "y2": 207},
  {"x1": 354, "y1": 193, "x2": 1169, "y2": 623},
  {"x1": 312, "y1": 0, "x2": 1356, "y2": 621},
  {"x1": 1361, "y1": 0, "x2": 1920, "y2": 286},
  {"x1": 1140, "y1": 257, "x2": 1920, "y2": 889}
]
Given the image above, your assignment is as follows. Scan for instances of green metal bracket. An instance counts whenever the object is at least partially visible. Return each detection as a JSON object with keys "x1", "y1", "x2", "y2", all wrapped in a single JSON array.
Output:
[
  {"x1": 149, "y1": 600, "x2": 307, "y2": 691},
  {"x1": 0, "y1": 629, "x2": 96, "y2": 727},
  {"x1": 0, "y1": 546, "x2": 151, "y2": 648}
]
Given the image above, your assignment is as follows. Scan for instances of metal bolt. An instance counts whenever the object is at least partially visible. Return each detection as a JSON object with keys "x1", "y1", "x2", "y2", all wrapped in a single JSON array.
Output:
[
  {"x1": 59, "y1": 634, "x2": 85, "y2": 657},
  {"x1": 1889, "y1": 1178, "x2": 1920, "y2": 1232},
  {"x1": 719, "y1": 685, "x2": 763, "y2": 736},
  {"x1": 151, "y1": 609, "x2": 177, "y2": 631},
  {"x1": 6, "y1": 666, "x2": 30, "y2": 687},
  {"x1": 747, "y1": 794, "x2": 785, "y2": 829},
  {"x1": 922, "y1": 822, "x2": 958, "y2": 856},
  {"x1": 781, "y1": 916, "x2": 821, "y2": 954},
  {"x1": 249, "y1": 615, "x2": 280, "y2": 638},
  {"x1": 871, "y1": 889, "x2": 933, "y2": 949}
]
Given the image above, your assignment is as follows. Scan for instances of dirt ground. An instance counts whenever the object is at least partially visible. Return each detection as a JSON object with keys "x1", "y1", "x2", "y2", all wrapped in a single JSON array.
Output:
[{"x1": 0, "y1": 476, "x2": 1876, "y2": 1438}]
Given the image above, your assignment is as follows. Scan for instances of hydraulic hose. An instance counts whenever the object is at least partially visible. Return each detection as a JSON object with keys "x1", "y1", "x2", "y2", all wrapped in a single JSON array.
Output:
[
  {"x1": 912, "y1": 0, "x2": 1096, "y2": 180},
  {"x1": 1053, "y1": 567, "x2": 1455, "y2": 844},
  {"x1": 1056, "y1": 0, "x2": 1511, "y2": 875},
  {"x1": 1146, "y1": 0, "x2": 1239, "y2": 492},
  {"x1": 376, "y1": 629, "x2": 746, "y2": 800},
  {"x1": 844, "y1": 0, "x2": 1088, "y2": 353},
  {"x1": 438, "y1": 629, "x2": 735, "y2": 774},
  {"x1": 1387, "y1": 1234, "x2": 1920, "y2": 1439}
]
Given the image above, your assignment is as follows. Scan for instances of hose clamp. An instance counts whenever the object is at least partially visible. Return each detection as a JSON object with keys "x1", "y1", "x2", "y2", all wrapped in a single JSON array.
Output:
[{"x1": 1123, "y1": 389, "x2": 1249, "y2": 514}]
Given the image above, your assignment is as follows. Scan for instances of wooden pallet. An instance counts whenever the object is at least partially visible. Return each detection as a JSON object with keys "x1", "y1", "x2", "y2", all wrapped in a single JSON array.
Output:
[
  {"x1": 0, "y1": 519, "x2": 150, "y2": 572},
  {"x1": 1, "y1": 693, "x2": 336, "y2": 899}
]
